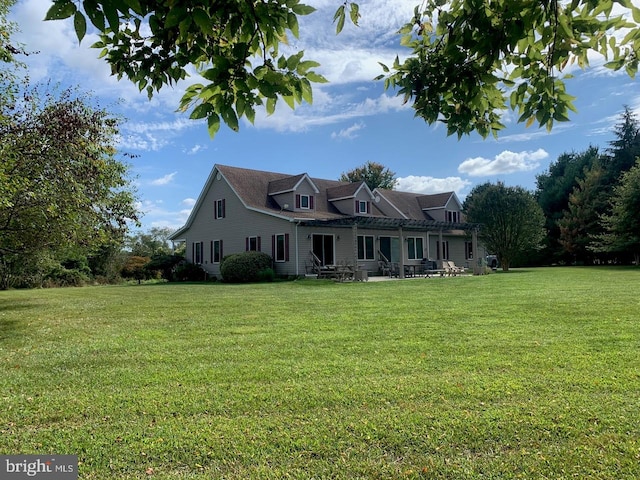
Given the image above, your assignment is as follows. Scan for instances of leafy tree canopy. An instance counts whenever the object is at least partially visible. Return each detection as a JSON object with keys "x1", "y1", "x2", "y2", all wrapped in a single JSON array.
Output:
[
  {"x1": 45, "y1": 0, "x2": 343, "y2": 138},
  {"x1": 593, "y1": 158, "x2": 640, "y2": 263},
  {"x1": 380, "y1": 0, "x2": 640, "y2": 138},
  {"x1": 339, "y1": 161, "x2": 397, "y2": 191},
  {"x1": 46, "y1": 0, "x2": 640, "y2": 139},
  {"x1": 463, "y1": 182, "x2": 545, "y2": 270},
  {"x1": 0, "y1": 84, "x2": 140, "y2": 286}
]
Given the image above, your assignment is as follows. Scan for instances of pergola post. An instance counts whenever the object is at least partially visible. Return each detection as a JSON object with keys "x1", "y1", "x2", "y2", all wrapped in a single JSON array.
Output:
[
  {"x1": 352, "y1": 224, "x2": 358, "y2": 267},
  {"x1": 472, "y1": 227, "x2": 480, "y2": 275},
  {"x1": 398, "y1": 225, "x2": 405, "y2": 279}
]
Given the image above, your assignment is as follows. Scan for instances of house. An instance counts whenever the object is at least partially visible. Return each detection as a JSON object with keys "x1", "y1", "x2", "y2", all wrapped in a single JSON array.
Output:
[{"x1": 168, "y1": 164, "x2": 481, "y2": 278}]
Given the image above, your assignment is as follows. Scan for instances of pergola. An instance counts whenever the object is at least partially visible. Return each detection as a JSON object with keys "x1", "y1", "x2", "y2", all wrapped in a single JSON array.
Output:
[{"x1": 299, "y1": 217, "x2": 483, "y2": 278}]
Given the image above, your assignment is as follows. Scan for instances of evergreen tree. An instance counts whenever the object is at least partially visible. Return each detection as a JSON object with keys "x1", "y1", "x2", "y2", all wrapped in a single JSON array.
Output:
[{"x1": 558, "y1": 164, "x2": 608, "y2": 264}]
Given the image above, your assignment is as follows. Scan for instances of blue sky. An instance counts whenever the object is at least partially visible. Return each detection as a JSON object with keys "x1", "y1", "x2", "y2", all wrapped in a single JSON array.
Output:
[{"x1": 9, "y1": 0, "x2": 640, "y2": 232}]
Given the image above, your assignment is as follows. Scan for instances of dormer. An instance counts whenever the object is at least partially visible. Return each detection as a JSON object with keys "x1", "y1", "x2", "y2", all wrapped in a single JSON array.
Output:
[
  {"x1": 327, "y1": 181, "x2": 375, "y2": 216},
  {"x1": 268, "y1": 173, "x2": 319, "y2": 212},
  {"x1": 417, "y1": 192, "x2": 463, "y2": 222}
]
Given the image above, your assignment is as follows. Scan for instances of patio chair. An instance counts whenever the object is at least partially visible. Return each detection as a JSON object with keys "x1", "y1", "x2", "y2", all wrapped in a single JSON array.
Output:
[{"x1": 446, "y1": 261, "x2": 465, "y2": 275}]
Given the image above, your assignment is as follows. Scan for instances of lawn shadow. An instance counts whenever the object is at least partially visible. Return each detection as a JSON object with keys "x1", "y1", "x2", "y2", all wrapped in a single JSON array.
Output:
[{"x1": 0, "y1": 298, "x2": 36, "y2": 341}]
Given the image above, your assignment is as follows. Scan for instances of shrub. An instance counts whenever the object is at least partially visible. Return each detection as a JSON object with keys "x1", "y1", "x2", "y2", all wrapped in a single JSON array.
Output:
[
  {"x1": 145, "y1": 254, "x2": 184, "y2": 281},
  {"x1": 173, "y1": 262, "x2": 207, "y2": 282},
  {"x1": 121, "y1": 256, "x2": 152, "y2": 283},
  {"x1": 44, "y1": 266, "x2": 90, "y2": 287},
  {"x1": 220, "y1": 251, "x2": 273, "y2": 283},
  {"x1": 257, "y1": 267, "x2": 275, "y2": 282}
]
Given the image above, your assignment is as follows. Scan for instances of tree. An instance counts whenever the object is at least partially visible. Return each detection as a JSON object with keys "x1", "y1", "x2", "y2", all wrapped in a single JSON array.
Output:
[
  {"x1": 339, "y1": 161, "x2": 397, "y2": 191},
  {"x1": 127, "y1": 227, "x2": 175, "y2": 257},
  {"x1": 593, "y1": 158, "x2": 640, "y2": 265},
  {"x1": 0, "y1": 0, "x2": 23, "y2": 115},
  {"x1": 604, "y1": 106, "x2": 640, "y2": 185},
  {"x1": 45, "y1": 0, "x2": 340, "y2": 139},
  {"x1": 0, "y1": 84, "x2": 140, "y2": 288},
  {"x1": 46, "y1": 0, "x2": 640, "y2": 139},
  {"x1": 535, "y1": 146, "x2": 602, "y2": 263},
  {"x1": 463, "y1": 182, "x2": 545, "y2": 271},
  {"x1": 557, "y1": 164, "x2": 609, "y2": 263},
  {"x1": 380, "y1": 0, "x2": 640, "y2": 138}
]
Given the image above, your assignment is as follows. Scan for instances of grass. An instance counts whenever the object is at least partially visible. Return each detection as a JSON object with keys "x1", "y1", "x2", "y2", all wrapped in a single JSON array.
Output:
[{"x1": 1, "y1": 267, "x2": 639, "y2": 479}]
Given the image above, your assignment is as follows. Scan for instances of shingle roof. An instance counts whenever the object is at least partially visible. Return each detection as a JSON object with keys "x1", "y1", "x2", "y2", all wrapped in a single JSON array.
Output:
[
  {"x1": 326, "y1": 181, "x2": 365, "y2": 200},
  {"x1": 170, "y1": 164, "x2": 462, "y2": 240},
  {"x1": 267, "y1": 173, "x2": 307, "y2": 195},
  {"x1": 417, "y1": 192, "x2": 455, "y2": 209}
]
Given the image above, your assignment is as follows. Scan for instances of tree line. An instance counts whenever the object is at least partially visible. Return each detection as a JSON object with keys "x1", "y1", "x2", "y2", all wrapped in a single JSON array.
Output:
[{"x1": 463, "y1": 107, "x2": 640, "y2": 269}]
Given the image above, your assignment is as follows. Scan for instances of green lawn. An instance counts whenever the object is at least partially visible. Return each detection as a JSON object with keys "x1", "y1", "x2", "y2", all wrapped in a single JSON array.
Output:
[{"x1": 1, "y1": 268, "x2": 639, "y2": 479}]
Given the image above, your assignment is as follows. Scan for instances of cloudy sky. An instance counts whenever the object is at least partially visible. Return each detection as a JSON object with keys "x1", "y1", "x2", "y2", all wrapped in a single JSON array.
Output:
[{"x1": 9, "y1": 0, "x2": 640, "y2": 231}]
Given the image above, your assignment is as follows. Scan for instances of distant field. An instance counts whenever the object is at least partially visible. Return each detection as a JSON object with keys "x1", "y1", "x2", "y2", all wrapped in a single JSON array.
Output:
[{"x1": 1, "y1": 267, "x2": 639, "y2": 479}]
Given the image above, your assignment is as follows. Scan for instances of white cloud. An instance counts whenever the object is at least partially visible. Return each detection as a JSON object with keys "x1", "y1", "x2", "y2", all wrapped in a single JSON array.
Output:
[
  {"x1": 396, "y1": 176, "x2": 472, "y2": 196},
  {"x1": 254, "y1": 93, "x2": 407, "y2": 132},
  {"x1": 151, "y1": 172, "x2": 178, "y2": 186},
  {"x1": 458, "y1": 149, "x2": 549, "y2": 177},
  {"x1": 331, "y1": 122, "x2": 365, "y2": 140},
  {"x1": 181, "y1": 198, "x2": 196, "y2": 207},
  {"x1": 185, "y1": 144, "x2": 207, "y2": 155},
  {"x1": 119, "y1": 118, "x2": 196, "y2": 151}
]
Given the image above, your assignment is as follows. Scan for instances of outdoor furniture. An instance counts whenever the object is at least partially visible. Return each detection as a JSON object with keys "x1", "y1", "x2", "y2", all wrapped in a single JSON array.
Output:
[
  {"x1": 378, "y1": 260, "x2": 391, "y2": 277},
  {"x1": 389, "y1": 262, "x2": 400, "y2": 278},
  {"x1": 404, "y1": 265, "x2": 415, "y2": 277},
  {"x1": 445, "y1": 261, "x2": 465, "y2": 275}
]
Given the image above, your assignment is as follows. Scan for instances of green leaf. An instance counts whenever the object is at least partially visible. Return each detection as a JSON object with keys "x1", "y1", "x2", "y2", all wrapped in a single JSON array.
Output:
[
  {"x1": 349, "y1": 3, "x2": 360, "y2": 26},
  {"x1": 44, "y1": 1, "x2": 76, "y2": 21},
  {"x1": 207, "y1": 113, "x2": 221, "y2": 138},
  {"x1": 245, "y1": 106, "x2": 256, "y2": 124},
  {"x1": 334, "y1": 6, "x2": 346, "y2": 34},
  {"x1": 296, "y1": 60, "x2": 320, "y2": 75},
  {"x1": 103, "y1": 3, "x2": 119, "y2": 32},
  {"x1": 266, "y1": 97, "x2": 277, "y2": 115},
  {"x1": 300, "y1": 79, "x2": 313, "y2": 104},
  {"x1": 283, "y1": 95, "x2": 295, "y2": 109},
  {"x1": 190, "y1": 103, "x2": 211, "y2": 120},
  {"x1": 74, "y1": 11, "x2": 87, "y2": 43},
  {"x1": 123, "y1": 0, "x2": 143, "y2": 15},
  {"x1": 291, "y1": 4, "x2": 316, "y2": 16},
  {"x1": 83, "y1": 0, "x2": 105, "y2": 31},
  {"x1": 287, "y1": 51, "x2": 304, "y2": 71},
  {"x1": 306, "y1": 72, "x2": 328, "y2": 83},
  {"x1": 287, "y1": 13, "x2": 300, "y2": 38},
  {"x1": 193, "y1": 8, "x2": 213, "y2": 35},
  {"x1": 165, "y1": 7, "x2": 187, "y2": 29},
  {"x1": 221, "y1": 106, "x2": 239, "y2": 131}
]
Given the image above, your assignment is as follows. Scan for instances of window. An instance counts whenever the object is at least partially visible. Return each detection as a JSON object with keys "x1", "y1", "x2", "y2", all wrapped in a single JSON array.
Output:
[
  {"x1": 436, "y1": 240, "x2": 450, "y2": 260},
  {"x1": 357, "y1": 235, "x2": 375, "y2": 260},
  {"x1": 214, "y1": 199, "x2": 226, "y2": 219},
  {"x1": 296, "y1": 194, "x2": 314, "y2": 210},
  {"x1": 246, "y1": 236, "x2": 261, "y2": 251},
  {"x1": 212, "y1": 240, "x2": 223, "y2": 263},
  {"x1": 407, "y1": 237, "x2": 424, "y2": 260},
  {"x1": 465, "y1": 241, "x2": 473, "y2": 260},
  {"x1": 446, "y1": 210, "x2": 460, "y2": 223},
  {"x1": 193, "y1": 241, "x2": 203, "y2": 264},
  {"x1": 273, "y1": 233, "x2": 289, "y2": 262},
  {"x1": 355, "y1": 200, "x2": 370, "y2": 214}
]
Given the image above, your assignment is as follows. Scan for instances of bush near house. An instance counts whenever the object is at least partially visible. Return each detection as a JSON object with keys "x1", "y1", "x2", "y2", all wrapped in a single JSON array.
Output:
[{"x1": 220, "y1": 251, "x2": 273, "y2": 283}]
